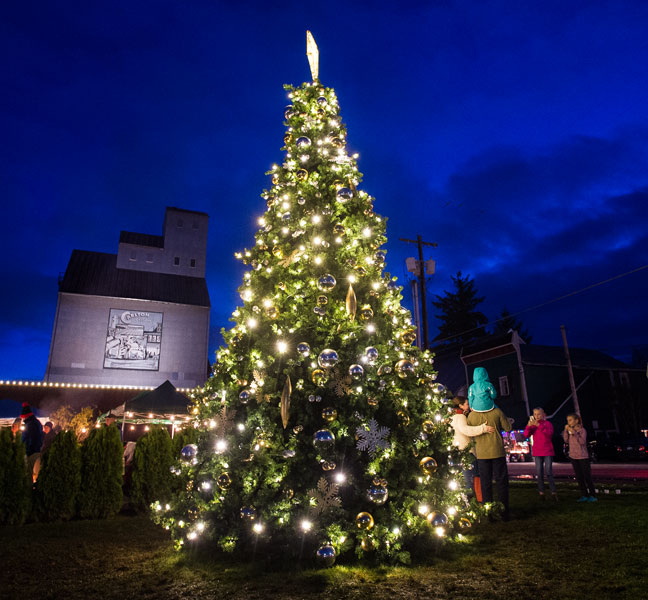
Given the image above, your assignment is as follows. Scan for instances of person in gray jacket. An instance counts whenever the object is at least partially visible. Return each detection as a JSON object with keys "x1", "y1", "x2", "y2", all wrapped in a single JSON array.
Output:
[{"x1": 563, "y1": 413, "x2": 597, "y2": 503}]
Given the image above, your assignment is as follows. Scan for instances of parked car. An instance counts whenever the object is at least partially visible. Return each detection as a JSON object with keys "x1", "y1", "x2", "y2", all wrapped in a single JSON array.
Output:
[
  {"x1": 588, "y1": 434, "x2": 648, "y2": 462},
  {"x1": 616, "y1": 437, "x2": 648, "y2": 461}
]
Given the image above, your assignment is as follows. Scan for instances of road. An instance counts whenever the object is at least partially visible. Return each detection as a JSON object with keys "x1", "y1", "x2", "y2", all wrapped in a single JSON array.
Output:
[{"x1": 507, "y1": 461, "x2": 648, "y2": 481}]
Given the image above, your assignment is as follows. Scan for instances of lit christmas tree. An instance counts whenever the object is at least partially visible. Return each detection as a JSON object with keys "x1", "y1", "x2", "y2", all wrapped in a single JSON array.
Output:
[{"x1": 153, "y1": 32, "x2": 487, "y2": 566}]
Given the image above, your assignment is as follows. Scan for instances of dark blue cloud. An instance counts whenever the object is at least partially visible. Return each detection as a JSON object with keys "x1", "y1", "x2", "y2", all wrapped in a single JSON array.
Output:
[{"x1": 2, "y1": 0, "x2": 648, "y2": 377}]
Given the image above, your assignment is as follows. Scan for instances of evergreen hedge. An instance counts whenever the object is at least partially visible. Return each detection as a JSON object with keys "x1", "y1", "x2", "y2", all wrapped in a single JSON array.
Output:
[
  {"x1": 130, "y1": 427, "x2": 174, "y2": 512},
  {"x1": 77, "y1": 425, "x2": 124, "y2": 519},
  {"x1": 0, "y1": 428, "x2": 31, "y2": 525},
  {"x1": 34, "y1": 430, "x2": 81, "y2": 521}
]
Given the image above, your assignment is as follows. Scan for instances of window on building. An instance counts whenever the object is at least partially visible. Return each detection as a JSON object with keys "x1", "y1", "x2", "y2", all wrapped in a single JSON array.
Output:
[
  {"x1": 146, "y1": 253, "x2": 153, "y2": 263},
  {"x1": 190, "y1": 258, "x2": 196, "y2": 268},
  {"x1": 192, "y1": 220, "x2": 199, "y2": 229},
  {"x1": 174, "y1": 256, "x2": 180, "y2": 266},
  {"x1": 129, "y1": 250, "x2": 136, "y2": 261},
  {"x1": 177, "y1": 218, "x2": 183, "y2": 228},
  {"x1": 499, "y1": 375, "x2": 510, "y2": 397}
]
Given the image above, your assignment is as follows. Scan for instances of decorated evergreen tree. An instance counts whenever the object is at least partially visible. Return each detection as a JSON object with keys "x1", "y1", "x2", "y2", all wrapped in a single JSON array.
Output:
[
  {"x1": 431, "y1": 271, "x2": 488, "y2": 346},
  {"x1": 154, "y1": 33, "x2": 488, "y2": 565}
]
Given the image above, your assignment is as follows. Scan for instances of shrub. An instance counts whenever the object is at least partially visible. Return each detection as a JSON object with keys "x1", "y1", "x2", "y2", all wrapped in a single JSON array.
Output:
[
  {"x1": 0, "y1": 428, "x2": 31, "y2": 525},
  {"x1": 77, "y1": 425, "x2": 124, "y2": 519},
  {"x1": 130, "y1": 427, "x2": 174, "y2": 512},
  {"x1": 34, "y1": 430, "x2": 81, "y2": 521}
]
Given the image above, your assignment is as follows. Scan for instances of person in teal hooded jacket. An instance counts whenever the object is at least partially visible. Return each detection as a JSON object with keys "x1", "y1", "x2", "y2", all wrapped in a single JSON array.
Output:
[{"x1": 468, "y1": 367, "x2": 497, "y2": 412}]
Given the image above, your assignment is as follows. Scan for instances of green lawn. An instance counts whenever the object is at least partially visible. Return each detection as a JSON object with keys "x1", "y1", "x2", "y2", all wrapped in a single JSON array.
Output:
[{"x1": 1, "y1": 482, "x2": 646, "y2": 600}]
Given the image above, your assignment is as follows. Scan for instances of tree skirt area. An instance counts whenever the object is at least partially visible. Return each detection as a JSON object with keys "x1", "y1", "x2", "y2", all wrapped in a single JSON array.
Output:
[{"x1": 1, "y1": 483, "x2": 646, "y2": 600}]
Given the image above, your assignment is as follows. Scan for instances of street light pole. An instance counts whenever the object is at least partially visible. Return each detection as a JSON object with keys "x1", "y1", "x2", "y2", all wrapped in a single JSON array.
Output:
[{"x1": 400, "y1": 235, "x2": 437, "y2": 350}]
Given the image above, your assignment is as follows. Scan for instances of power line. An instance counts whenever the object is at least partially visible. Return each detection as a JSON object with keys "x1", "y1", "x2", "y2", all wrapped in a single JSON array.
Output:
[{"x1": 433, "y1": 263, "x2": 648, "y2": 345}]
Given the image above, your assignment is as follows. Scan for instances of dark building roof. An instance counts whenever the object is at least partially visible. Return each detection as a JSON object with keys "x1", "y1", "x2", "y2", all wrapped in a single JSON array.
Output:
[
  {"x1": 167, "y1": 206, "x2": 208, "y2": 217},
  {"x1": 521, "y1": 344, "x2": 632, "y2": 370},
  {"x1": 59, "y1": 250, "x2": 210, "y2": 307},
  {"x1": 119, "y1": 231, "x2": 164, "y2": 248}
]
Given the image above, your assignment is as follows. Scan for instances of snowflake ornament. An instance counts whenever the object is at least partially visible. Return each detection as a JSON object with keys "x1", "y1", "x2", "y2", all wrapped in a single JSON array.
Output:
[
  {"x1": 328, "y1": 367, "x2": 352, "y2": 396},
  {"x1": 212, "y1": 405, "x2": 237, "y2": 434},
  {"x1": 252, "y1": 369, "x2": 270, "y2": 403},
  {"x1": 307, "y1": 477, "x2": 342, "y2": 516},
  {"x1": 356, "y1": 418, "x2": 391, "y2": 456}
]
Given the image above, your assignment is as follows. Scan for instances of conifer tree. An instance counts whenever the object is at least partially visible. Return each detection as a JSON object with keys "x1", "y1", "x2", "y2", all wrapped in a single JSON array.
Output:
[
  {"x1": 34, "y1": 430, "x2": 81, "y2": 521},
  {"x1": 154, "y1": 34, "x2": 488, "y2": 565},
  {"x1": 432, "y1": 271, "x2": 488, "y2": 346},
  {"x1": 131, "y1": 427, "x2": 174, "y2": 512},
  {"x1": 77, "y1": 425, "x2": 123, "y2": 519},
  {"x1": 0, "y1": 429, "x2": 31, "y2": 525},
  {"x1": 492, "y1": 308, "x2": 532, "y2": 343}
]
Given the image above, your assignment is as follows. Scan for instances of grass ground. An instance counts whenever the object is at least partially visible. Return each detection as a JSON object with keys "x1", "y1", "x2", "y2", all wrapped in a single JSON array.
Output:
[{"x1": 1, "y1": 481, "x2": 647, "y2": 600}]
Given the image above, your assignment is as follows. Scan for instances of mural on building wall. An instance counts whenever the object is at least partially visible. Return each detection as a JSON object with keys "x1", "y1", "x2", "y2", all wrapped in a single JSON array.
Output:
[{"x1": 104, "y1": 309, "x2": 163, "y2": 371}]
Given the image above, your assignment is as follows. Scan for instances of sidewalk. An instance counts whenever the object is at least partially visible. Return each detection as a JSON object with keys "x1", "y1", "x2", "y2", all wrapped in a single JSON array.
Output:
[{"x1": 507, "y1": 461, "x2": 648, "y2": 481}]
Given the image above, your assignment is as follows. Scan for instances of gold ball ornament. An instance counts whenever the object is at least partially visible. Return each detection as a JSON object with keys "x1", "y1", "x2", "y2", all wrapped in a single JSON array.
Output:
[
  {"x1": 296, "y1": 168, "x2": 308, "y2": 181},
  {"x1": 317, "y1": 295, "x2": 328, "y2": 306},
  {"x1": 321, "y1": 407, "x2": 338, "y2": 422},
  {"x1": 459, "y1": 517, "x2": 472, "y2": 529},
  {"x1": 397, "y1": 410, "x2": 410, "y2": 427},
  {"x1": 333, "y1": 223, "x2": 345, "y2": 236},
  {"x1": 311, "y1": 368, "x2": 328, "y2": 386},
  {"x1": 395, "y1": 359, "x2": 415, "y2": 379},
  {"x1": 422, "y1": 420, "x2": 435, "y2": 434},
  {"x1": 272, "y1": 173, "x2": 280, "y2": 185},
  {"x1": 355, "y1": 512, "x2": 375, "y2": 530},
  {"x1": 265, "y1": 306, "x2": 279, "y2": 319},
  {"x1": 401, "y1": 328, "x2": 417, "y2": 345},
  {"x1": 367, "y1": 396, "x2": 379, "y2": 407},
  {"x1": 217, "y1": 473, "x2": 232, "y2": 490},
  {"x1": 360, "y1": 305, "x2": 374, "y2": 320},
  {"x1": 419, "y1": 456, "x2": 438, "y2": 476}
]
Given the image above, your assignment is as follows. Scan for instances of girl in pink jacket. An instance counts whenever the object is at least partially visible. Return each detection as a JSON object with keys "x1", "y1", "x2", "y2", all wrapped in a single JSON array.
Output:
[{"x1": 523, "y1": 407, "x2": 557, "y2": 500}]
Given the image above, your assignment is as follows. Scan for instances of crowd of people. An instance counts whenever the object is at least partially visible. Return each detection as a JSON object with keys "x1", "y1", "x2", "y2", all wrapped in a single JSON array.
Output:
[
  {"x1": 12, "y1": 371, "x2": 599, "y2": 512},
  {"x1": 450, "y1": 367, "x2": 597, "y2": 519},
  {"x1": 9, "y1": 402, "x2": 58, "y2": 482}
]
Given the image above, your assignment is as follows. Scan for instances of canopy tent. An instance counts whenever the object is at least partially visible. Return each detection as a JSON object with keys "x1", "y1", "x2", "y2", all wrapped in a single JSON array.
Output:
[{"x1": 98, "y1": 381, "x2": 193, "y2": 436}]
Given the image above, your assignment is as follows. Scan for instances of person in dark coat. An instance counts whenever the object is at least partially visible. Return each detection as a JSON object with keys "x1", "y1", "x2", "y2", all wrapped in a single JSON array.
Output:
[
  {"x1": 41, "y1": 421, "x2": 57, "y2": 454},
  {"x1": 20, "y1": 403, "x2": 43, "y2": 482}
]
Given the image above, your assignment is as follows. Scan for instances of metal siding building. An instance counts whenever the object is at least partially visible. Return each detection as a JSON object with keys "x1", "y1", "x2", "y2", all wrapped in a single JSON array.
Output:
[{"x1": 45, "y1": 207, "x2": 210, "y2": 389}]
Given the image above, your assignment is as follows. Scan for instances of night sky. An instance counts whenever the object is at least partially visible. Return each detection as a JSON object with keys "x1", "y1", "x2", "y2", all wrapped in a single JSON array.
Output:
[{"x1": 2, "y1": 1, "x2": 647, "y2": 380}]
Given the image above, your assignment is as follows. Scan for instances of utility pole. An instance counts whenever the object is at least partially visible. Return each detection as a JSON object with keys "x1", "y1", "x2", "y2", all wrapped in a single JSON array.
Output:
[
  {"x1": 560, "y1": 325, "x2": 581, "y2": 416},
  {"x1": 400, "y1": 235, "x2": 437, "y2": 350}
]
